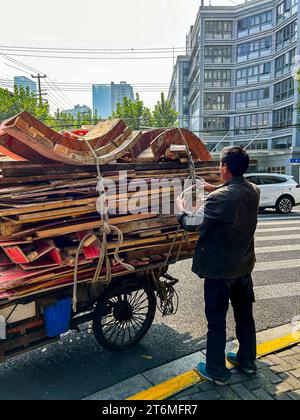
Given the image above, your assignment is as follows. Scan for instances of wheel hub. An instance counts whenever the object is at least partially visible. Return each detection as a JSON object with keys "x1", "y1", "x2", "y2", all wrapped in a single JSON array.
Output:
[
  {"x1": 113, "y1": 301, "x2": 133, "y2": 322},
  {"x1": 280, "y1": 199, "x2": 292, "y2": 213}
]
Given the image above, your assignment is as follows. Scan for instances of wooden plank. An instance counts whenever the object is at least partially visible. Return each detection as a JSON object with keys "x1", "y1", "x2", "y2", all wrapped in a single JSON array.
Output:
[
  {"x1": 35, "y1": 213, "x2": 157, "y2": 238},
  {"x1": 77, "y1": 230, "x2": 101, "y2": 259}
]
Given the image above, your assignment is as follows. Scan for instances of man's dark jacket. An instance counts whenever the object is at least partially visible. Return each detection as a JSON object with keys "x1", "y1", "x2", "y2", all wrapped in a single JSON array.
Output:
[{"x1": 178, "y1": 176, "x2": 260, "y2": 280}]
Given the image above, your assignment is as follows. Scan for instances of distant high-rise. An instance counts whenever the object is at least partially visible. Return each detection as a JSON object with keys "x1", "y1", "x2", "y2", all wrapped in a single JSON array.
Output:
[
  {"x1": 63, "y1": 104, "x2": 91, "y2": 118},
  {"x1": 93, "y1": 82, "x2": 134, "y2": 118},
  {"x1": 14, "y1": 76, "x2": 37, "y2": 94}
]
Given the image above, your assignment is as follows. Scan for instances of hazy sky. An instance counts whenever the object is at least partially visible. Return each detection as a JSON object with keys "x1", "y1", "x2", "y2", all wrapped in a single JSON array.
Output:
[{"x1": 0, "y1": 0, "x2": 245, "y2": 111}]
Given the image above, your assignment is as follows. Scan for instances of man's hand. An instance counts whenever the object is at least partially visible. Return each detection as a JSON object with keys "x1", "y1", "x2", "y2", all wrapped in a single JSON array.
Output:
[
  {"x1": 203, "y1": 182, "x2": 218, "y2": 193},
  {"x1": 176, "y1": 196, "x2": 186, "y2": 213}
]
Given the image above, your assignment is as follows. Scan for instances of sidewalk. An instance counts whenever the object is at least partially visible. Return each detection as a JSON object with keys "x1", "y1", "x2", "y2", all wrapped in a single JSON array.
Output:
[
  {"x1": 85, "y1": 323, "x2": 300, "y2": 401},
  {"x1": 170, "y1": 344, "x2": 300, "y2": 401}
]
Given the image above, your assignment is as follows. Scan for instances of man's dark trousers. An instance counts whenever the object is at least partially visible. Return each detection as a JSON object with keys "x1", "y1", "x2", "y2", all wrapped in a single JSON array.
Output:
[{"x1": 204, "y1": 275, "x2": 257, "y2": 379}]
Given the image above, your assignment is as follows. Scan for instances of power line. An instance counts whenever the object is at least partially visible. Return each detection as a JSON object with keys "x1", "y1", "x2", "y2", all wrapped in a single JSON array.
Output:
[{"x1": 0, "y1": 45, "x2": 187, "y2": 53}]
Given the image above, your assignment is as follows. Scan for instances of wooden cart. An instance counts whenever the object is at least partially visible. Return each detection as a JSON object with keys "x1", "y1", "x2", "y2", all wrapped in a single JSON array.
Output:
[{"x1": 0, "y1": 256, "x2": 187, "y2": 363}]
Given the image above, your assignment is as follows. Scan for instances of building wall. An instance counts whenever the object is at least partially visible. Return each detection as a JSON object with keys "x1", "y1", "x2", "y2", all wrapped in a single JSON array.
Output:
[
  {"x1": 14, "y1": 76, "x2": 36, "y2": 94},
  {"x1": 169, "y1": 0, "x2": 300, "y2": 181},
  {"x1": 63, "y1": 105, "x2": 91, "y2": 118},
  {"x1": 93, "y1": 82, "x2": 134, "y2": 118}
]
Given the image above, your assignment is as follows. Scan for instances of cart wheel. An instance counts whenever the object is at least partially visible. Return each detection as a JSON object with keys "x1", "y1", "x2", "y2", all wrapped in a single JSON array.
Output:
[{"x1": 93, "y1": 277, "x2": 156, "y2": 351}]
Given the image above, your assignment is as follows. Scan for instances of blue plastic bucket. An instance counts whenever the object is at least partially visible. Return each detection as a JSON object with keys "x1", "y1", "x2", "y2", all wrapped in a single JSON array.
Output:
[{"x1": 44, "y1": 298, "x2": 72, "y2": 338}]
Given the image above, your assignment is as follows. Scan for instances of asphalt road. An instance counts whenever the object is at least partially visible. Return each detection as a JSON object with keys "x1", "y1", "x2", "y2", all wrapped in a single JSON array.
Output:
[{"x1": 0, "y1": 206, "x2": 300, "y2": 400}]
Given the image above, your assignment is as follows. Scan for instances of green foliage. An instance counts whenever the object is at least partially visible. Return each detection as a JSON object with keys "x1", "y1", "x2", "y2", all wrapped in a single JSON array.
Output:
[
  {"x1": 112, "y1": 94, "x2": 154, "y2": 130},
  {"x1": 112, "y1": 92, "x2": 178, "y2": 130},
  {"x1": 0, "y1": 86, "x2": 50, "y2": 122},
  {"x1": 152, "y1": 93, "x2": 178, "y2": 128},
  {"x1": 0, "y1": 86, "x2": 178, "y2": 131}
]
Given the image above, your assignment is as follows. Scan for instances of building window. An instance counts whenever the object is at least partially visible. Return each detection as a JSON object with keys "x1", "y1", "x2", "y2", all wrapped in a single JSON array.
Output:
[
  {"x1": 274, "y1": 77, "x2": 294, "y2": 102},
  {"x1": 234, "y1": 113, "x2": 269, "y2": 135},
  {"x1": 203, "y1": 117, "x2": 230, "y2": 136},
  {"x1": 205, "y1": 21, "x2": 232, "y2": 40},
  {"x1": 236, "y1": 88, "x2": 270, "y2": 109},
  {"x1": 237, "y1": 37, "x2": 272, "y2": 62},
  {"x1": 267, "y1": 167, "x2": 286, "y2": 174},
  {"x1": 276, "y1": 20, "x2": 297, "y2": 51},
  {"x1": 205, "y1": 142, "x2": 231, "y2": 152},
  {"x1": 204, "y1": 46, "x2": 232, "y2": 64},
  {"x1": 247, "y1": 140, "x2": 268, "y2": 150},
  {"x1": 204, "y1": 69, "x2": 231, "y2": 87},
  {"x1": 238, "y1": 11, "x2": 272, "y2": 38},
  {"x1": 236, "y1": 62, "x2": 271, "y2": 85},
  {"x1": 204, "y1": 93, "x2": 230, "y2": 111},
  {"x1": 277, "y1": 0, "x2": 298, "y2": 24},
  {"x1": 273, "y1": 106, "x2": 293, "y2": 130},
  {"x1": 191, "y1": 95, "x2": 200, "y2": 116},
  {"x1": 275, "y1": 48, "x2": 296, "y2": 76},
  {"x1": 272, "y1": 136, "x2": 293, "y2": 149}
]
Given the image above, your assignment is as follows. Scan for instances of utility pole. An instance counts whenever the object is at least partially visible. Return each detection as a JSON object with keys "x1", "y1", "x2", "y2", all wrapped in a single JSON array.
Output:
[{"x1": 31, "y1": 73, "x2": 47, "y2": 105}]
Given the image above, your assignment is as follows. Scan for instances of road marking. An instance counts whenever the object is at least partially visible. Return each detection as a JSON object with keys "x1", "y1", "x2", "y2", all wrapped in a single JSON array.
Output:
[
  {"x1": 254, "y1": 282, "x2": 300, "y2": 300},
  {"x1": 127, "y1": 333, "x2": 300, "y2": 401},
  {"x1": 255, "y1": 244, "x2": 300, "y2": 253},
  {"x1": 258, "y1": 220, "x2": 300, "y2": 226},
  {"x1": 255, "y1": 234, "x2": 300, "y2": 242},
  {"x1": 258, "y1": 216, "x2": 300, "y2": 222},
  {"x1": 254, "y1": 259, "x2": 300, "y2": 272},
  {"x1": 256, "y1": 227, "x2": 300, "y2": 233}
]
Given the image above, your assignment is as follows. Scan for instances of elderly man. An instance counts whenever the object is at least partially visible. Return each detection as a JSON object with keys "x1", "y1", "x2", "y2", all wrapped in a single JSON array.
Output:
[{"x1": 177, "y1": 146, "x2": 260, "y2": 386}]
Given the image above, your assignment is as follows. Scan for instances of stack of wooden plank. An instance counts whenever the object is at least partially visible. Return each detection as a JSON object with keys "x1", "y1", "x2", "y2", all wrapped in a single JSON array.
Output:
[{"x1": 0, "y1": 112, "x2": 248, "y2": 307}]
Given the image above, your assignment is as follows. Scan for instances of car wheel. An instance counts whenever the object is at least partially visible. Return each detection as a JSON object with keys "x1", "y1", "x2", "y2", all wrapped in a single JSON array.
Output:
[{"x1": 275, "y1": 196, "x2": 293, "y2": 214}]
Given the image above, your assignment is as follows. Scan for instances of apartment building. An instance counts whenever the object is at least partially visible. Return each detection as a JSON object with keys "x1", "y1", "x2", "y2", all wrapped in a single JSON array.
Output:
[{"x1": 168, "y1": 0, "x2": 300, "y2": 180}]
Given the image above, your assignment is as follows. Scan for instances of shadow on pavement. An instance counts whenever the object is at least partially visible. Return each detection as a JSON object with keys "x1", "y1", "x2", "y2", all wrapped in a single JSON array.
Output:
[{"x1": 0, "y1": 322, "x2": 206, "y2": 400}]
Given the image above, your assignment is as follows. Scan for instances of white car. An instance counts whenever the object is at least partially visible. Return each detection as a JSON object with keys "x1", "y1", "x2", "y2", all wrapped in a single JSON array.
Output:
[{"x1": 244, "y1": 173, "x2": 300, "y2": 214}]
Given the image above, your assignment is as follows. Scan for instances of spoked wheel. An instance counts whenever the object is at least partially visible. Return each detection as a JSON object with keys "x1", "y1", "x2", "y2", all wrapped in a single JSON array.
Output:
[{"x1": 93, "y1": 277, "x2": 156, "y2": 351}]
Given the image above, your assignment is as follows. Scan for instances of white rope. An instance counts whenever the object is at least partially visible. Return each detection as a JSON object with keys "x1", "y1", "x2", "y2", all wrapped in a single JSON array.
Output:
[{"x1": 69, "y1": 132, "x2": 134, "y2": 313}]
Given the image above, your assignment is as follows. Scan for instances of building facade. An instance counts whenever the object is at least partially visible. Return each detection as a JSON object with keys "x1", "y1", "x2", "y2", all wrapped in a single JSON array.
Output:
[
  {"x1": 14, "y1": 76, "x2": 37, "y2": 94},
  {"x1": 62, "y1": 104, "x2": 91, "y2": 118},
  {"x1": 93, "y1": 81, "x2": 134, "y2": 118},
  {"x1": 168, "y1": 0, "x2": 300, "y2": 181}
]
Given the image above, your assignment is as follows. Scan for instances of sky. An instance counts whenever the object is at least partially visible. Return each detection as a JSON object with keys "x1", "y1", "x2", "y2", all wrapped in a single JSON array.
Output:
[{"x1": 0, "y1": 0, "x2": 246, "y2": 112}]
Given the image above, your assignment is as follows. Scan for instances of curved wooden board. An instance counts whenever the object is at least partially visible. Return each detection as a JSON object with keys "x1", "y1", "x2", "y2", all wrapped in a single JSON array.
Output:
[
  {"x1": 130, "y1": 129, "x2": 164, "y2": 159},
  {"x1": 0, "y1": 131, "x2": 51, "y2": 163},
  {"x1": 150, "y1": 128, "x2": 212, "y2": 161},
  {"x1": 0, "y1": 112, "x2": 131, "y2": 165}
]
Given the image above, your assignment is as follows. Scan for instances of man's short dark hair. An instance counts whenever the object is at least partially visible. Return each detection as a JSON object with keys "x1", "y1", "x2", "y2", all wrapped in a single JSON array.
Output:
[{"x1": 220, "y1": 146, "x2": 250, "y2": 177}]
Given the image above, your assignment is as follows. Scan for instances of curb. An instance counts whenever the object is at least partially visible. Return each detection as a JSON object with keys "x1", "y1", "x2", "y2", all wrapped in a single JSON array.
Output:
[{"x1": 84, "y1": 322, "x2": 300, "y2": 401}]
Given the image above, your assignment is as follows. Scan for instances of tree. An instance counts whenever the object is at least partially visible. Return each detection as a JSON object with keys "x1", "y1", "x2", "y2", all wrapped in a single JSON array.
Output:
[
  {"x1": 0, "y1": 86, "x2": 50, "y2": 122},
  {"x1": 112, "y1": 94, "x2": 154, "y2": 130},
  {"x1": 152, "y1": 93, "x2": 178, "y2": 128}
]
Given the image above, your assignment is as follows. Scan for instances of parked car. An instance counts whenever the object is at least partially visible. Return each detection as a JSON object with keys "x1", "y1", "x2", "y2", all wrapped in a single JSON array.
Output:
[{"x1": 244, "y1": 173, "x2": 300, "y2": 214}]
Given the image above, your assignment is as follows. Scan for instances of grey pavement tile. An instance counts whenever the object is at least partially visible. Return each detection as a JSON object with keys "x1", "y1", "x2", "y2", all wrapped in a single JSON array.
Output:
[
  {"x1": 275, "y1": 393, "x2": 293, "y2": 400},
  {"x1": 172, "y1": 385, "x2": 203, "y2": 399},
  {"x1": 216, "y1": 386, "x2": 241, "y2": 400},
  {"x1": 252, "y1": 389, "x2": 274, "y2": 400},
  {"x1": 230, "y1": 384, "x2": 256, "y2": 400},
  {"x1": 259, "y1": 367, "x2": 283, "y2": 384},
  {"x1": 83, "y1": 374, "x2": 152, "y2": 400},
  {"x1": 289, "y1": 389, "x2": 300, "y2": 400},
  {"x1": 190, "y1": 390, "x2": 221, "y2": 401},
  {"x1": 229, "y1": 372, "x2": 252, "y2": 385},
  {"x1": 244, "y1": 376, "x2": 269, "y2": 391}
]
